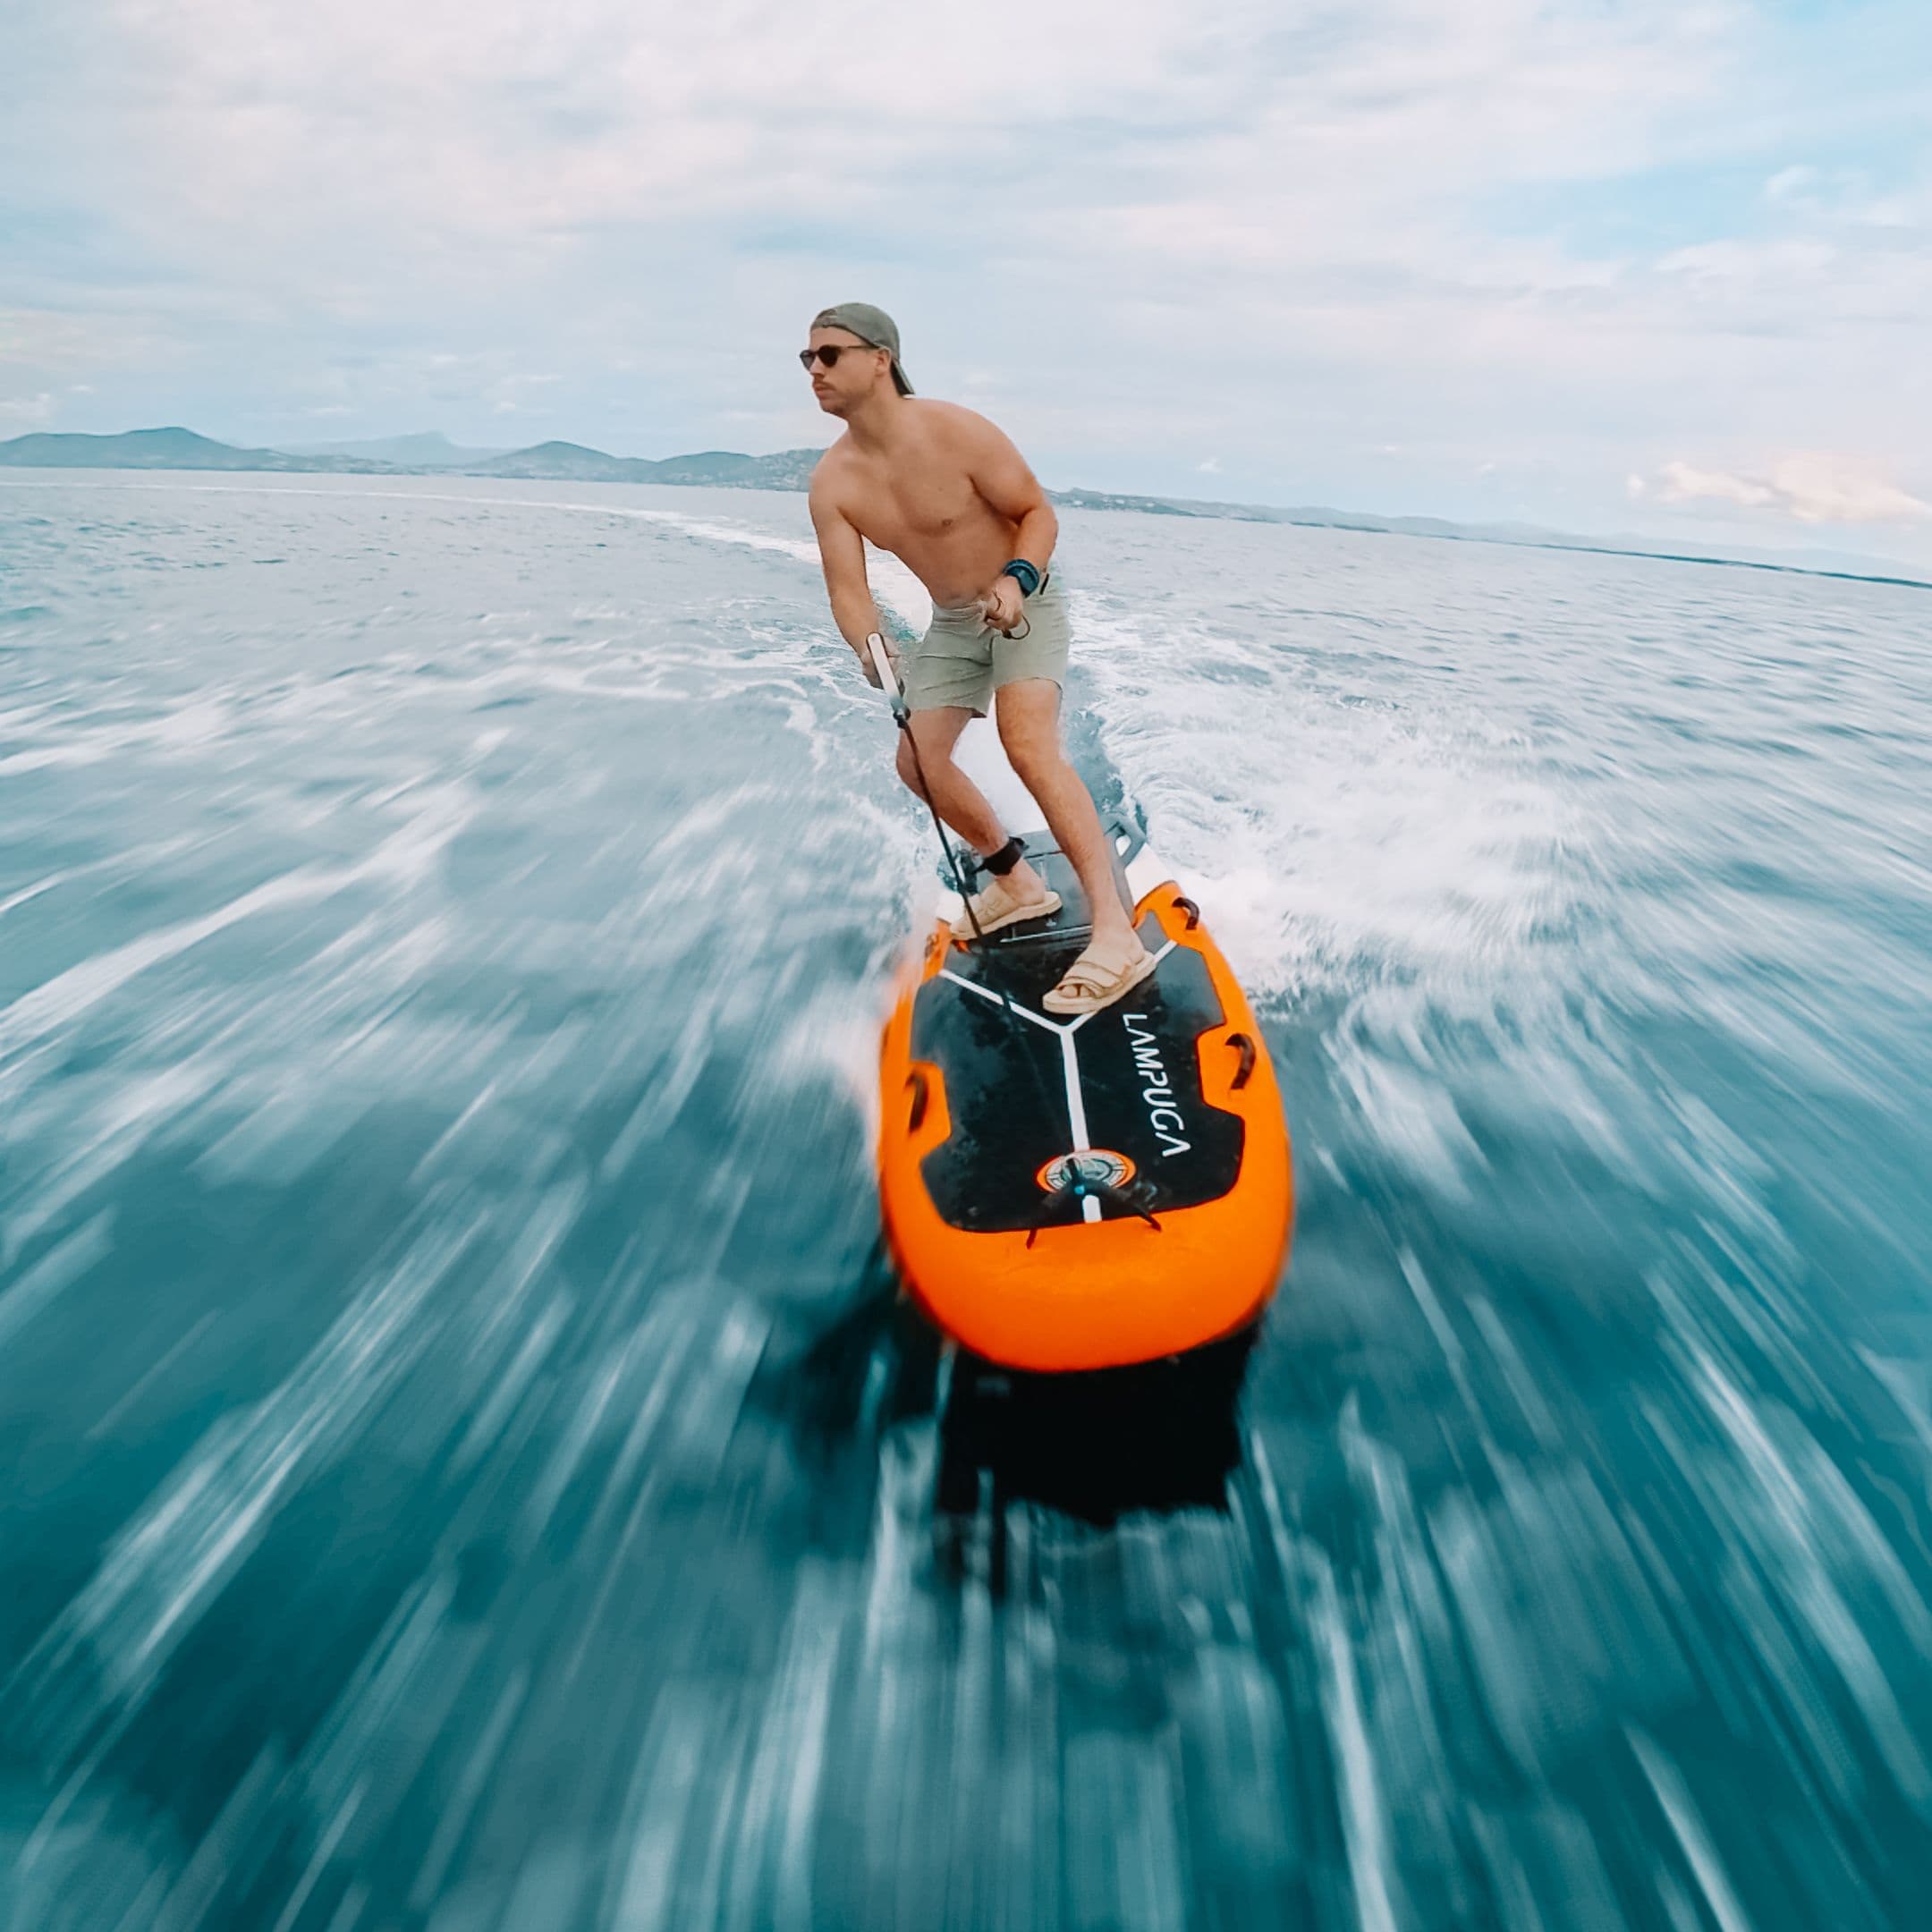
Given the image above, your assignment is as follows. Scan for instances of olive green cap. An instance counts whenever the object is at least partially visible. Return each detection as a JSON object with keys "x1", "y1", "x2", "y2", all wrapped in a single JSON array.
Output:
[{"x1": 810, "y1": 302, "x2": 913, "y2": 395}]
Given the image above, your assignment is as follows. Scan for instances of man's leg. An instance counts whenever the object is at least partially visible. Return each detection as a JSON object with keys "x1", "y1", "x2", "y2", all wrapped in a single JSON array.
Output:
[
  {"x1": 991, "y1": 681, "x2": 1141, "y2": 951},
  {"x1": 896, "y1": 706, "x2": 1052, "y2": 902}
]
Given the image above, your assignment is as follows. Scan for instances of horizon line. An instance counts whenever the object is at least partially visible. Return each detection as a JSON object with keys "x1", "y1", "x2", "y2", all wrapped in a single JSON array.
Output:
[{"x1": 3, "y1": 423, "x2": 1928, "y2": 597}]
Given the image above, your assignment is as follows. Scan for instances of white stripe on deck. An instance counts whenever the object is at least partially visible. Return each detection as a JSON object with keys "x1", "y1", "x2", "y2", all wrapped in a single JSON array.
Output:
[{"x1": 933, "y1": 939, "x2": 1177, "y2": 1225}]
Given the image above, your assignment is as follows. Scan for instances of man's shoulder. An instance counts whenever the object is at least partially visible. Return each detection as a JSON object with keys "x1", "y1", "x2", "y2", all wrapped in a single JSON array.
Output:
[
  {"x1": 809, "y1": 433, "x2": 852, "y2": 477},
  {"x1": 911, "y1": 399, "x2": 1015, "y2": 463},
  {"x1": 911, "y1": 398, "x2": 995, "y2": 436},
  {"x1": 808, "y1": 436, "x2": 856, "y2": 502}
]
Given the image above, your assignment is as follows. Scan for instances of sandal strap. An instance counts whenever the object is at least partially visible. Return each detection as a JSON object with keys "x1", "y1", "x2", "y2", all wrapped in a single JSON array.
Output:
[{"x1": 1055, "y1": 951, "x2": 1143, "y2": 996}]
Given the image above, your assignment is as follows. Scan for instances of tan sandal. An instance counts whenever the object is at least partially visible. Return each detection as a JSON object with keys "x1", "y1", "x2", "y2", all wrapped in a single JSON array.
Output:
[
  {"x1": 1041, "y1": 934, "x2": 1159, "y2": 1015},
  {"x1": 951, "y1": 877, "x2": 1063, "y2": 942}
]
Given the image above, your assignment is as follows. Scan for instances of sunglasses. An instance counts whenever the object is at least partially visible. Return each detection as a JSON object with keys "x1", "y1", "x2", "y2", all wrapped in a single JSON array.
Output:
[{"x1": 799, "y1": 343, "x2": 879, "y2": 371}]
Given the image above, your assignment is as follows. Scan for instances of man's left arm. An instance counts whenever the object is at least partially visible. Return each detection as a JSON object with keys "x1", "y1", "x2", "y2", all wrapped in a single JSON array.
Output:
[{"x1": 969, "y1": 421, "x2": 1058, "y2": 634}]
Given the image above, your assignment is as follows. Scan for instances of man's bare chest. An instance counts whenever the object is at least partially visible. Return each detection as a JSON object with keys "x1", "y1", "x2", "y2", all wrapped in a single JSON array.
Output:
[{"x1": 847, "y1": 469, "x2": 989, "y2": 551}]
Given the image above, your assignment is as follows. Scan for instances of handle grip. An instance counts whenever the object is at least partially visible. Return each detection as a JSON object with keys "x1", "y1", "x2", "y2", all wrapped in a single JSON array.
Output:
[
  {"x1": 1226, "y1": 1031, "x2": 1257, "y2": 1091},
  {"x1": 865, "y1": 633, "x2": 905, "y2": 716}
]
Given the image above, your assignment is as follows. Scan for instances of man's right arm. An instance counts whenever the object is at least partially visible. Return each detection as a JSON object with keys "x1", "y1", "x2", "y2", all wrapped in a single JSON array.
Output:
[{"x1": 808, "y1": 481, "x2": 890, "y2": 683}]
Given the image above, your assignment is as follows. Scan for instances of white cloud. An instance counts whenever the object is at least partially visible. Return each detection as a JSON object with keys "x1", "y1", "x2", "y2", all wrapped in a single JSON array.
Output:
[
  {"x1": 1760, "y1": 163, "x2": 1926, "y2": 230},
  {"x1": 62, "y1": 0, "x2": 1751, "y2": 338},
  {"x1": 1653, "y1": 455, "x2": 1932, "y2": 525},
  {"x1": 483, "y1": 371, "x2": 563, "y2": 415},
  {"x1": 1657, "y1": 461, "x2": 1778, "y2": 511},
  {"x1": 86, "y1": 0, "x2": 1224, "y2": 270},
  {"x1": 1, "y1": 309, "x2": 160, "y2": 372},
  {"x1": 0, "y1": 391, "x2": 59, "y2": 427}
]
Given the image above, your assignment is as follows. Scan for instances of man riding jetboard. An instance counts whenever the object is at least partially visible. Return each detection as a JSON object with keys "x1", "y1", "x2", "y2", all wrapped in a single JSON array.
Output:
[{"x1": 804, "y1": 301, "x2": 1154, "y2": 1016}]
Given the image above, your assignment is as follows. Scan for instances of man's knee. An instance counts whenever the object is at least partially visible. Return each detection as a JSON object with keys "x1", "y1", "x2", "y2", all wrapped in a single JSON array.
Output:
[
  {"x1": 1003, "y1": 731, "x2": 1067, "y2": 788},
  {"x1": 894, "y1": 735, "x2": 928, "y2": 796},
  {"x1": 897, "y1": 733, "x2": 955, "y2": 799}
]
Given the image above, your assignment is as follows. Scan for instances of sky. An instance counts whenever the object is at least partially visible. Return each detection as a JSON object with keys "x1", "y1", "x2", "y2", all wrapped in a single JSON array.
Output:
[{"x1": 4, "y1": 0, "x2": 1930, "y2": 564}]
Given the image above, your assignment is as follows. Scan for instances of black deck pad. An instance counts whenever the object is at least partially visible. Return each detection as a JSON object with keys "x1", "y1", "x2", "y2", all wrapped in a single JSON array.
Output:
[{"x1": 910, "y1": 847, "x2": 1245, "y2": 1234}]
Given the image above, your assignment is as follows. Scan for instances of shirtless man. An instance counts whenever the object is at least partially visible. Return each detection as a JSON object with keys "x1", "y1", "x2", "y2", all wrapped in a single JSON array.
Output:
[{"x1": 804, "y1": 301, "x2": 1155, "y2": 1016}]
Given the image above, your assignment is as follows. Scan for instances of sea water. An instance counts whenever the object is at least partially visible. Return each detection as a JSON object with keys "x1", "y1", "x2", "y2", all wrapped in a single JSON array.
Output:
[{"x1": 1, "y1": 471, "x2": 1928, "y2": 1928}]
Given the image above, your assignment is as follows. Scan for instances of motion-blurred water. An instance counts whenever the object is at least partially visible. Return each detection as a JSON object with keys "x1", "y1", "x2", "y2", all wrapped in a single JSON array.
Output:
[{"x1": 2, "y1": 472, "x2": 1929, "y2": 1929}]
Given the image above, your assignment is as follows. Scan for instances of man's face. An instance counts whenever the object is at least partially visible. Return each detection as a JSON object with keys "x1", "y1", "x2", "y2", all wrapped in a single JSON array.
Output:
[{"x1": 804, "y1": 328, "x2": 888, "y2": 417}]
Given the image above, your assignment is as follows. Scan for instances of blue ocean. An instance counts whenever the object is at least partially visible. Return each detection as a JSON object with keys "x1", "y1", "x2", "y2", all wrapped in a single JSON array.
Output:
[{"x1": 2, "y1": 471, "x2": 1928, "y2": 1929}]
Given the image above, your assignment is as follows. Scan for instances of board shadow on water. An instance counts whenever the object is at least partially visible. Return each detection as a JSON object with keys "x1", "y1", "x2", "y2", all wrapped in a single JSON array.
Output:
[{"x1": 781, "y1": 1252, "x2": 1262, "y2": 1544}]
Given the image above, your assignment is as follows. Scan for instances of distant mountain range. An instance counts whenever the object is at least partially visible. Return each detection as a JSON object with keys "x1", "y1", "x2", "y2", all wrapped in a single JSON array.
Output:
[
  {"x1": 470, "y1": 440, "x2": 822, "y2": 488},
  {"x1": 0, "y1": 426, "x2": 825, "y2": 490},
  {"x1": 0, "y1": 427, "x2": 366, "y2": 473},
  {"x1": 275, "y1": 431, "x2": 514, "y2": 467},
  {"x1": 2, "y1": 426, "x2": 1926, "y2": 590}
]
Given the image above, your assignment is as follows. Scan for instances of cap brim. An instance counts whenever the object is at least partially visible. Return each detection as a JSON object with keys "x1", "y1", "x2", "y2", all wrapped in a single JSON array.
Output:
[{"x1": 892, "y1": 360, "x2": 913, "y2": 396}]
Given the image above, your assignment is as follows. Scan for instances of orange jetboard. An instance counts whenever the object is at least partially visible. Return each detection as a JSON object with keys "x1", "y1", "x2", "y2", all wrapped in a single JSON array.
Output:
[{"x1": 877, "y1": 838, "x2": 1293, "y2": 1372}]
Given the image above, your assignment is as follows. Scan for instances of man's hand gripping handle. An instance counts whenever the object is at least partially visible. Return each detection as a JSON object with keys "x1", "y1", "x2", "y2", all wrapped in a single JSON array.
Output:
[{"x1": 865, "y1": 632, "x2": 906, "y2": 718}]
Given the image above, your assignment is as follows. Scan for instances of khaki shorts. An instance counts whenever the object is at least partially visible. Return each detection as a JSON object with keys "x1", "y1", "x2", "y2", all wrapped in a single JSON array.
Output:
[{"x1": 900, "y1": 574, "x2": 1070, "y2": 716}]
